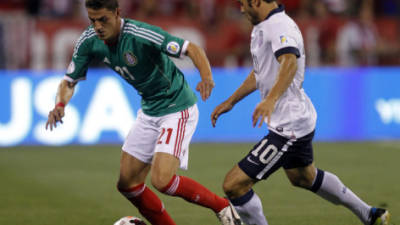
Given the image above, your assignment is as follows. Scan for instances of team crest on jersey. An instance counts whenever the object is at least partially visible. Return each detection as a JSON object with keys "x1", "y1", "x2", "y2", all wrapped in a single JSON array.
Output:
[
  {"x1": 123, "y1": 51, "x2": 137, "y2": 66},
  {"x1": 280, "y1": 35, "x2": 288, "y2": 44},
  {"x1": 167, "y1": 41, "x2": 180, "y2": 55}
]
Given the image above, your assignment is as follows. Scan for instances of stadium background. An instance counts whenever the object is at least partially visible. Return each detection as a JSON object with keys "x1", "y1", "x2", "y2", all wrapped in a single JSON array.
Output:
[{"x1": 0, "y1": 0, "x2": 399, "y2": 225}]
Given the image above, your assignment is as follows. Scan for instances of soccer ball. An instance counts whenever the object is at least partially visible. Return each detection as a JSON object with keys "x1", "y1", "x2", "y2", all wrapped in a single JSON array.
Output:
[{"x1": 113, "y1": 216, "x2": 147, "y2": 225}]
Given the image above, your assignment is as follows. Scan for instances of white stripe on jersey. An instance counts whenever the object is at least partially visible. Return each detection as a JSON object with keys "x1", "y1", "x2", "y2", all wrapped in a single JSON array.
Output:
[
  {"x1": 124, "y1": 30, "x2": 163, "y2": 45},
  {"x1": 124, "y1": 26, "x2": 164, "y2": 44},
  {"x1": 180, "y1": 40, "x2": 190, "y2": 58},
  {"x1": 125, "y1": 23, "x2": 165, "y2": 40},
  {"x1": 73, "y1": 29, "x2": 95, "y2": 57},
  {"x1": 75, "y1": 28, "x2": 95, "y2": 46},
  {"x1": 124, "y1": 24, "x2": 165, "y2": 44}
]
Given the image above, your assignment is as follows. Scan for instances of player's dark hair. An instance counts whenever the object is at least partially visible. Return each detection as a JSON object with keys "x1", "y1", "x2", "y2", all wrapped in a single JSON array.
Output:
[
  {"x1": 249, "y1": 0, "x2": 275, "y2": 7},
  {"x1": 85, "y1": 0, "x2": 119, "y2": 11}
]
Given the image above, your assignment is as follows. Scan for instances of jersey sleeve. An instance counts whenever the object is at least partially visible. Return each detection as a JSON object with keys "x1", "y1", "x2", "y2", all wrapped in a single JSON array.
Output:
[
  {"x1": 125, "y1": 21, "x2": 188, "y2": 58},
  {"x1": 268, "y1": 23, "x2": 301, "y2": 59},
  {"x1": 64, "y1": 29, "x2": 95, "y2": 82}
]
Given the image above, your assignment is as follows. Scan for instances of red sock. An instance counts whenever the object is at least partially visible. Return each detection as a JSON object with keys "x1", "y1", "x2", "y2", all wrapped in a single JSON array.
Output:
[
  {"x1": 161, "y1": 175, "x2": 229, "y2": 213},
  {"x1": 119, "y1": 183, "x2": 176, "y2": 225}
]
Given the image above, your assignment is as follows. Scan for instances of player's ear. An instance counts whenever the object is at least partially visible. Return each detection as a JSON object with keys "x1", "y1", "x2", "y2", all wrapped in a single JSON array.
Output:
[
  {"x1": 115, "y1": 8, "x2": 121, "y2": 18},
  {"x1": 248, "y1": 0, "x2": 260, "y2": 8}
]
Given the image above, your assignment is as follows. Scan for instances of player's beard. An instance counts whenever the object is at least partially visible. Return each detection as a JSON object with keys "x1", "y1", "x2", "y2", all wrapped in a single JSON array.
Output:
[
  {"x1": 244, "y1": 3, "x2": 260, "y2": 25},
  {"x1": 246, "y1": 11, "x2": 259, "y2": 25}
]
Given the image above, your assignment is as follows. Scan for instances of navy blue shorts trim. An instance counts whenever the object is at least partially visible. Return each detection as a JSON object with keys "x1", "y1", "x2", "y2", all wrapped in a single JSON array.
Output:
[{"x1": 238, "y1": 130, "x2": 315, "y2": 180}]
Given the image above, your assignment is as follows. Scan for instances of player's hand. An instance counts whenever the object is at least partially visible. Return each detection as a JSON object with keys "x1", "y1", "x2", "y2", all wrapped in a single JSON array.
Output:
[
  {"x1": 211, "y1": 100, "x2": 234, "y2": 127},
  {"x1": 45, "y1": 106, "x2": 65, "y2": 131},
  {"x1": 252, "y1": 97, "x2": 276, "y2": 128},
  {"x1": 196, "y1": 79, "x2": 215, "y2": 101}
]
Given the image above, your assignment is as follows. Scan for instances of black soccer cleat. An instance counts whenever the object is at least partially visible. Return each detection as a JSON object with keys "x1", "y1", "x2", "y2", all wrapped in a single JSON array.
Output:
[{"x1": 369, "y1": 207, "x2": 390, "y2": 225}]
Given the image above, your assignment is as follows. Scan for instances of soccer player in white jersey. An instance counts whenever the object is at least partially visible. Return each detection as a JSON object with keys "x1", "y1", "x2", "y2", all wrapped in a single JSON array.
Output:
[{"x1": 211, "y1": 1, "x2": 390, "y2": 225}]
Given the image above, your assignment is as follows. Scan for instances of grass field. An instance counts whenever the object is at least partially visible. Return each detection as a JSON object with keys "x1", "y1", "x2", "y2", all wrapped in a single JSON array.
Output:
[{"x1": 0, "y1": 142, "x2": 398, "y2": 225}]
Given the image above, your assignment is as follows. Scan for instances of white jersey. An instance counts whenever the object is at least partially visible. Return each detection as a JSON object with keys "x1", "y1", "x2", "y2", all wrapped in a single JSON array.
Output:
[{"x1": 250, "y1": 5, "x2": 317, "y2": 139}]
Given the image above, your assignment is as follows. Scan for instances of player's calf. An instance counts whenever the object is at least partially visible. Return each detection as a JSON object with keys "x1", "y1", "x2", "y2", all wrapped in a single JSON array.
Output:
[
  {"x1": 160, "y1": 175, "x2": 230, "y2": 213},
  {"x1": 118, "y1": 183, "x2": 176, "y2": 225}
]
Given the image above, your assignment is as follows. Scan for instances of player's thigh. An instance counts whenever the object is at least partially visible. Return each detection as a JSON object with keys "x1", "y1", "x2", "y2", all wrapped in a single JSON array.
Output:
[
  {"x1": 282, "y1": 131, "x2": 316, "y2": 187},
  {"x1": 237, "y1": 131, "x2": 293, "y2": 181},
  {"x1": 118, "y1": 151, "x2": 151, "y2": 189},
  {"x1": 154, "y1": 104, "x2": 199, "y2": 170},
  {"x1": 223, "y1": 164, "x2": 256, "y2": 198},
  {"x1": 282, "y1": 130, "x2": 315, "y2": 170},
  {"x1": 122, "y1": 109, "x2": 159, "y2": 165}
]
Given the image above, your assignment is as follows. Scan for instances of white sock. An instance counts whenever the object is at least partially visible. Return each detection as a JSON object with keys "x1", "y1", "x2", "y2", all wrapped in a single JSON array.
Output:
[
  {"x1": 231, "y1": 189, "x2": 269, "y2": 225},
  {"x1": 312, "y1": 169, "x2": 372, "y2": 224}
]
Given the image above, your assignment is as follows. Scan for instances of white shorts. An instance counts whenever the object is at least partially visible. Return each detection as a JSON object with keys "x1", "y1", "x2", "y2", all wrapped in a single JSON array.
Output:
[{"x1": 122, "y1": 104, "x2": 199, "y2": 170}]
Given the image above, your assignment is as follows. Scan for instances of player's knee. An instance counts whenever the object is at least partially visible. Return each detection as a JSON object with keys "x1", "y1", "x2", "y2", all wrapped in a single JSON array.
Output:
[
  {"x1": 116, "y1": 177, "x2": 131, "y2": 191},
  {"x1": 222, "y1": 180, "x2": 234, "y2": 197},
  {"x1": 117, "y1": 173, "x2": 145, "y2": 192},
  {"x1": 288, "y1": 176, "x2": 313, "y2": 189},
  {"x1": 116, "y1": 178, "x2": 139, "y2": 192},
  {"x1": 116, "y1": 179, "x2": 124, "y2": 190},
  {"x1": 223, "y1": 167, "x2": 254, "y2": 198},
  {"x1": 288, "y1": 178, "x2": 302, "y2": 187},
  {"x1": 222, "y1": 178, "x2": 243, "y2": 199},
  {"x1": 116, "y1": 181, "x2": 137, "y2": 197},
  {"x1": 151, "y1": 172, "x2": 173, "y2": 192}
]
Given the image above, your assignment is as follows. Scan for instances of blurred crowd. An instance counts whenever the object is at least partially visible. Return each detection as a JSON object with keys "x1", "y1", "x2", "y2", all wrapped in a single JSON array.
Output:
[
  {"x1": 3, "y1": 0, "x2": 399, "y2": 20},
  {"x1": 0, "y1": 0, "x2": 399, "y2": 69}
]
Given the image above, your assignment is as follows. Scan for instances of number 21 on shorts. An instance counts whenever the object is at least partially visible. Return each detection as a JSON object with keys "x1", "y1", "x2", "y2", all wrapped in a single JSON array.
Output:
[{"x1": 157, "y1": 128, "x2": 173, "y2": 145}]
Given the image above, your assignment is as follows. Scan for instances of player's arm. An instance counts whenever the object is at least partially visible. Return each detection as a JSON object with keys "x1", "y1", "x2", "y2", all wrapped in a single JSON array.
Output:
[
  {"x1": 211, "y1": 70, "x2": 257, "y2": 127},
  {"x1": 252, "y1": 53, "x2": 297, "y2": 127},
  {"x1": 45, "y1": 79, "x2": 77, "y2": 131},
  {"x1": 131, "y1": 22, "x2": 214, "y2": 101},
  {"x1": 186, "y1": 42, "x2": 214, "y2": 101},
  {"x1": 45, "y1": 27, "x2": 92, "y2": 131}
]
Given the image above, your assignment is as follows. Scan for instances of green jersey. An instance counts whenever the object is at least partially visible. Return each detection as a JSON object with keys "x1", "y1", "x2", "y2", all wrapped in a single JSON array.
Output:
[{"x1": 65, "y1": 18, "x2": 197, "y2": 116}]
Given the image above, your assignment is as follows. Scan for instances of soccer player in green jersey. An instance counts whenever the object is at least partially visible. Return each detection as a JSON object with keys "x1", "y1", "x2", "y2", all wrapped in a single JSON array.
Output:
[{"x1": 45, "y1": 0, "x2": 242, "y2": 225}]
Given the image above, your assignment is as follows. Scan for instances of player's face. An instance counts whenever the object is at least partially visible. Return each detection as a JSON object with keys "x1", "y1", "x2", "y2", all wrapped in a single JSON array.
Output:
[
  {"x1": 87, "y1": 8, "x2": 120, "y2": 41},
  {"x1": 237, "y1": 0, "x2": 259, "y2": 25}
]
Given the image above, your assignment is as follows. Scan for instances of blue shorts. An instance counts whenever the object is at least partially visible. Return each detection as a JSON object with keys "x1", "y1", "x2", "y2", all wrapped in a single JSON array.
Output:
[{"x1": 238, "y1": 130, "x2": 315, "y2": 180}]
